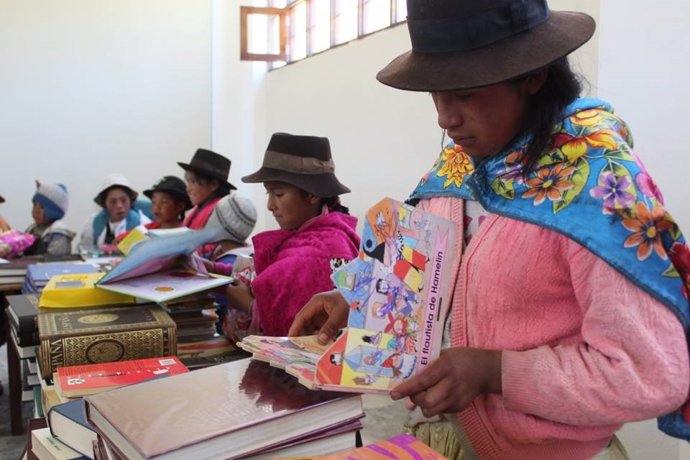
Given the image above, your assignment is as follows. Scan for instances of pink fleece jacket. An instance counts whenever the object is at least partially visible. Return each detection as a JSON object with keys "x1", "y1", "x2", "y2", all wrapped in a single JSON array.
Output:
[
  {"x1": 420, "y1": 196, "x2": 689, "y2": 460},
  {"x1": 251, "y1": 210, "x2": 360, "y2": 337}
]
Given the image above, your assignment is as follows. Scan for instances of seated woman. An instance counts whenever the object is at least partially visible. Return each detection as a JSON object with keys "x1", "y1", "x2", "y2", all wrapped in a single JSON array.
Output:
[
  {"x1": 24, "y1": 181, "x2": 75, "y2": 256},
  {"x1": 79, "y1": 173, "x2": 151, "y2": 250},
  {"x1": 202, "y1": 194, "x2": 257, "y2": 276},
  {"x1": 225, "y1": 133, "x2": 360, "y2": 337},
  {"x1": 178, "y1": 148, "x2": 235, "y2": 258}
]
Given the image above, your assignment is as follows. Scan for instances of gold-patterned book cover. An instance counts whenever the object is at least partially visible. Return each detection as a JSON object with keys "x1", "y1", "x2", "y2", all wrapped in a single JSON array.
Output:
[{"x1": 37, "y1": 304, "x2": 177, "y2": 378}]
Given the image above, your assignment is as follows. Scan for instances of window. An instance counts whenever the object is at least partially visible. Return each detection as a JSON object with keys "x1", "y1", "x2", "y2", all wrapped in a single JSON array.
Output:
[
  {"x1": 240, "y1": 6, "x2": 287, "y2": 62},
  {"x1": 240, "y1": 0, "x2": 407, "y2": 64}
]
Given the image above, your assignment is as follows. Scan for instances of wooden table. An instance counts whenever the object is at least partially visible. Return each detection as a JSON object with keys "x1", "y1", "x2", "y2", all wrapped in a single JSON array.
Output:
[{"x1": 2, "y1": 285, "x2": 25, "y2": 435}]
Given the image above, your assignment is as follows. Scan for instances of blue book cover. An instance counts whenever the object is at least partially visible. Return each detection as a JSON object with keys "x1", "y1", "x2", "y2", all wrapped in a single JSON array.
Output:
[
  {"x1": 27, "y1": 262, "x2": 100, "y2": 288},
  {"x1": 48, "y1": 398, "x2": 97, "y2": 459}
]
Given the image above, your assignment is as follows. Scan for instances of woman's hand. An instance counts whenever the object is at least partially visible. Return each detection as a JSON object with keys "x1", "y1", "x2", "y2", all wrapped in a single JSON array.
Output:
[
  {"x1": 288, "y1": 290, "x2": 349, "y2": 344},
  {"x1": 390, "y1": 347, "x2": 502, "y2": 417},
  {"x1": 226, "y1": 281, "x2": 253, "y2": 312}
]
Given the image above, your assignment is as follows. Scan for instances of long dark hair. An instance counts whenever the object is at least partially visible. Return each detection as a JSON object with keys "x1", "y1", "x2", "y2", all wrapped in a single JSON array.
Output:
[
  {"x1": 321, "y1": 197, "x2": 350, "y2": 214},
  {"x1": 516, "y1": 57, "x2": 583, "y2": 174}
]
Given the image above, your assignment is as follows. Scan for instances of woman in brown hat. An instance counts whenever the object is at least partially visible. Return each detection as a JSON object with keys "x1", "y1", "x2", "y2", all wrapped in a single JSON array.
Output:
[
  {"x1": 178, "y1": 148, "x2": 235, "y2": 258},
  {"x1": 224, "y1": 133, "x2": 360, "y2": 338},
  {"x1": 289, "y1": 0, "x2": 690, "y2": 458}
]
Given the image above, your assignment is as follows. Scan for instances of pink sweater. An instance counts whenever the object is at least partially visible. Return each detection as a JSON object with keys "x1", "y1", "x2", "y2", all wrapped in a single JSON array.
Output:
[{"x1": 420, "y1": 197, "x2": 689, "y2": 460}]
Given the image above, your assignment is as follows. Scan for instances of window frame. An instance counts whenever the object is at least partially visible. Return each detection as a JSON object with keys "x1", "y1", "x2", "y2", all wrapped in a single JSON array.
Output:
[{"x1": 239, "y1": 6, "x2": 288, "y2": 62}]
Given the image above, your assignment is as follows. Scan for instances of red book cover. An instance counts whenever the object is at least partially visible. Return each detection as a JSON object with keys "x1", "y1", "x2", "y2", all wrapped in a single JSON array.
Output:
[{"x1": 55, "y1": 356, "x2": 189, "y2": 398}]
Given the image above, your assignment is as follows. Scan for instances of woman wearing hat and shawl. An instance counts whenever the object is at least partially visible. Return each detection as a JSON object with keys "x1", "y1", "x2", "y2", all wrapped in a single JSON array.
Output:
[
  {"x1": 289, "y1": 1, "x2": 690, "y2": 458},
  {"x1": 79, "y1": 173, "x2": 151, "y2": 249},
  {"x1": 24, "y1": 181, "x2": 75, "y2": 256},
  {"x1": 224, "y1": 133, "x2": 360, "y2": 338}
]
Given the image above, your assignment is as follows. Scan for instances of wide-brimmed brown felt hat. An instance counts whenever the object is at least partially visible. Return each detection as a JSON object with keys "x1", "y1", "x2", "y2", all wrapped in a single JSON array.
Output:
[
  {"x1": 377, "y1": 0, "x2": 595, "y2": 92},
  {"x1": 242, "y1": 133, "x2": 350, "y2": 198},
  {"x1": 178, "y1": 148, "x2": 236, "y2": 190}
]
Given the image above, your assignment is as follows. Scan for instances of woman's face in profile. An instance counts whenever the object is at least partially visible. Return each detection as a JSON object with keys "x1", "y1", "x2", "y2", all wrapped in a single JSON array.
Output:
[
  {"x1": 431, "y1": 76, "x2": 543, "y2": 158},
  {"x1": 185, "y1": 171, "x2": 217, "y2": 206},
  {"x1": 264, "y1": 181, "x2": 320, "y2": 231}
]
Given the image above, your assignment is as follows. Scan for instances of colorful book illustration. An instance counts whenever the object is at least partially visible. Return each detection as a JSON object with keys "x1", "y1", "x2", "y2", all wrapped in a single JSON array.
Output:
[
  {"x1": 95, "y1": 228, "x2": 231, "y2": 303},
  {"x1": 54, "y1": 356, "x2": 189, "y2": 398},
  {"x1": 314, "y1": 433, "x2": 447, "y2": 459},
  {"x1": 240, "y1": 197, "x2": 455, "y2": 393}
]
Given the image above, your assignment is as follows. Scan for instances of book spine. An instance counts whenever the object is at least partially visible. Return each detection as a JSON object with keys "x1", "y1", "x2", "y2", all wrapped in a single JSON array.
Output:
[{"x1": 39, "y1": 327, "x2": 177, "y2": 379}]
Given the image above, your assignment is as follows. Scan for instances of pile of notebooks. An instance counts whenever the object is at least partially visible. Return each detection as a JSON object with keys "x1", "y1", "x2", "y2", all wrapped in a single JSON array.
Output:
[{"x1": 22, "y1": 261, "x2": 100, "y2": 294}]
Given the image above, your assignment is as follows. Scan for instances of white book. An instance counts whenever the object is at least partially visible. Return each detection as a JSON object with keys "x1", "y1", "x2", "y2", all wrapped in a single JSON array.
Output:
[{"x1": 32, "y1": 427, "x2": 88, "y2": 460}]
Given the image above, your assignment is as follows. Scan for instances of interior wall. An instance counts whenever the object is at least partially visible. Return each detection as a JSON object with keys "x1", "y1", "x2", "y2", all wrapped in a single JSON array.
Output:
[
  {"x1": 255, "y1": 0, "x2": 599, "y2": 230},
  {"x1": 0, "y1": 0, "x2": 213, "y2": 241}
]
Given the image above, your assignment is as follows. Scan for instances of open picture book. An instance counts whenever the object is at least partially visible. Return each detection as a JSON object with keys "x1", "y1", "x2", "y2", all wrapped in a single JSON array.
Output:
[
  {"x1": 95, "y1": 228, "x2": 232, "y2": 303},
  {"x1": 239, "y1": 197, "x2": 455, "y2": 393}
]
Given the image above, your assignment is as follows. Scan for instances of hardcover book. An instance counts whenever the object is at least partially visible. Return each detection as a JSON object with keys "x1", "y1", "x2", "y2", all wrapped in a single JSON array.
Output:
[
  {"x1": 27, "y1": 261, "x2": 100, "y2": 286},
  {"x1": 37, "y1": 304, "x2": 177, "y2": 379},
  {"x1": 95, "y1": 228, "x2": 231, "y2": 303},
  {"x1": 31, "y1": 427, "x2": 89, "y2": 460},
  {"x1": 240, "y1": 197, "x2": 456, "y2": 393},
  {"x1": 49, "y1": 398, "x2": 97, "y2": 459},
  {"x1": 84, "y1": 358, "x2": 364, "y2": 460},
  {"x1": 54, "y1": 356, "x2": 189, "y2": 398},
  {"x1": 6, "y1": 293, "x2": 41, "y2": 345}
]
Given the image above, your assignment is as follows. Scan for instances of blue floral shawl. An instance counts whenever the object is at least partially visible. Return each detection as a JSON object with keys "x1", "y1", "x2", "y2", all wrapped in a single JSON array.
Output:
[{"x1": 409, "y1": 97, "x2": 690, "y2": 439}]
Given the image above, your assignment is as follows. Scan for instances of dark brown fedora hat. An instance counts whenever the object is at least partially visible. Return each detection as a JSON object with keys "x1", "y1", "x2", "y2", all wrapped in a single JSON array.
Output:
[
  {"x1": 178, "y1": 148, "x2": 236, "y2": 190},
  {"x1": 242, "y1": 133, "x2": 350, "y2": 197},
  {"x1": 377, "y1": 0, "x2": 595, "y2": 92}
]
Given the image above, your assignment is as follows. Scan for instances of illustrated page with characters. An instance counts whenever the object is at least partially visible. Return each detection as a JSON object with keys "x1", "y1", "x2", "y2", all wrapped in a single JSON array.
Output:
[{"x1": 240, "y1": 197, "x2": 456, "y2": 393}]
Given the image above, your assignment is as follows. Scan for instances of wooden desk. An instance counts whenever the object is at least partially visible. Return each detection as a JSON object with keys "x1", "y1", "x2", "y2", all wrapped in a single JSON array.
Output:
[{"x1": 2, "y1": 288, "x2": 25, "y2": 435}]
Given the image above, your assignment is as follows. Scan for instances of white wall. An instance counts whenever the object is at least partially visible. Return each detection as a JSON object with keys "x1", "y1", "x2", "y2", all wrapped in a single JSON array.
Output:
[{"x1": 0, "y1": 0, "x2": 213, "y2": 239}]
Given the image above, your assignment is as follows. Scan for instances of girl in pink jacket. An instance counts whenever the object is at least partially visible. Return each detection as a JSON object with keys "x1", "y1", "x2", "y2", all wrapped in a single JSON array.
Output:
[{"x1": 225, "y1": 133, "x2": 360, "y2": 337}]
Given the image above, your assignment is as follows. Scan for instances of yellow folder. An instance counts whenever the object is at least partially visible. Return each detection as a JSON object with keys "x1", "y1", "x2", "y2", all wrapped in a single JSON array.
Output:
[{"x1": 39, "y1": 273, "x2": 136, "y2": 308}]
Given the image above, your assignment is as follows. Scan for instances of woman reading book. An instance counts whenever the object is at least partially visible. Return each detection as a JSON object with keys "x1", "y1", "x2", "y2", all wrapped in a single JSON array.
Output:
[
  {"x1": 224, "y1": 133, "x2": 360, "y2": 338},
  {"x1": 289, "y1": 1, "x2": 690, "y2": 458}
]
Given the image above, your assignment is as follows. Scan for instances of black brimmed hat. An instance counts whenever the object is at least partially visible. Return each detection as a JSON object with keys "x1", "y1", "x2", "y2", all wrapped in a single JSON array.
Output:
[
  {"x1": 143, "y1": 176, "x2": 192, "y2": 210},
  {"x1": 376, "y1": 0, "x2": 595, "y2": 92},
  {"x1": 242, "y1": 133, "x2": 350, "y2": 197},
  {"x1": 178, "y1": 148, "x2": 236, "y2": 190}
]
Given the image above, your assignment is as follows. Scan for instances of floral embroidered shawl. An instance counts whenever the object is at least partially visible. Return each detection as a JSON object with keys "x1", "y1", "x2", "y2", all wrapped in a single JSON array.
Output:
[{"x1": 409, "y1": 97, "x2": 690, "y2": 439}]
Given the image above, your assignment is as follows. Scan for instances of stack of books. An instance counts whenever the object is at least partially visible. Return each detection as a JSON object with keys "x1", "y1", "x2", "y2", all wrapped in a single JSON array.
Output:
[
  {"x1": 175, "y1": 335, "x2": 249, "y2": 369},
  {"x1": 37, "y1": 303, "x2": 177, "y2": 379},
  {"x1": 160, "y1": 293, "x2": 219, "y2": 344},
  {"x1": 22, "y1": 261, "x2": 101, "y2": 294},
  {"x1": 25, "y1": 357, "x2": 190, "y2": 460},
  {"x1": 84, "y1": 358, "x2": 365, "y2": 460}
]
